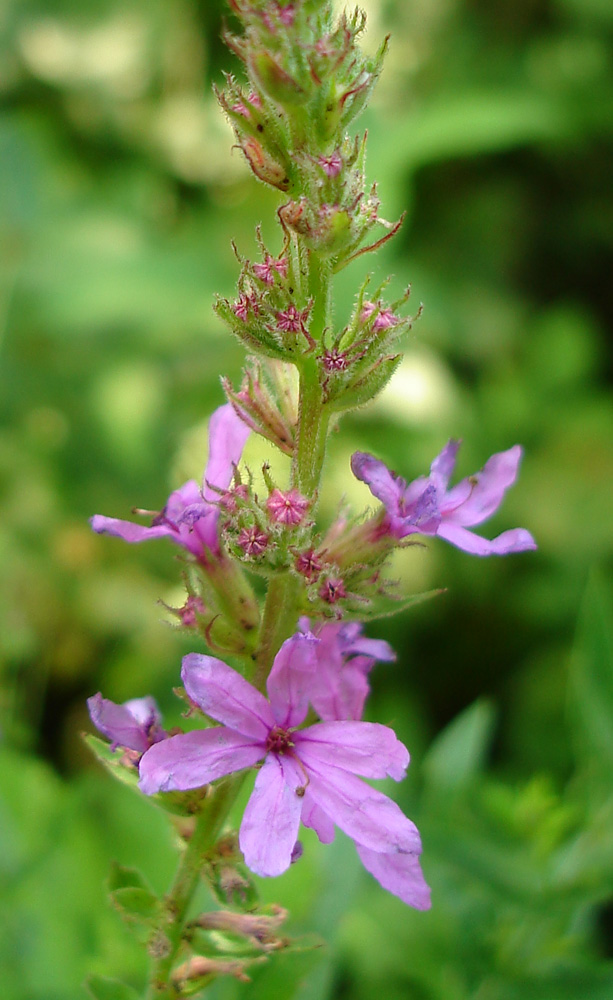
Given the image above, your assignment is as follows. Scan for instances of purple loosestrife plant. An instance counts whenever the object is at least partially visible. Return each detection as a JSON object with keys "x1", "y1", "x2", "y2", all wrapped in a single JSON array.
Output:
[{"x1": 84, "y1": 2, "x2": 536, "y2": 996}]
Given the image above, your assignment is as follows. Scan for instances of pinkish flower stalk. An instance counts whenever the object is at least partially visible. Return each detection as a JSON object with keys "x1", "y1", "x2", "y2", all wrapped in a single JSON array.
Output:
[{"x1": 84, "y1": 2, "x2": 539, "y2": 992}]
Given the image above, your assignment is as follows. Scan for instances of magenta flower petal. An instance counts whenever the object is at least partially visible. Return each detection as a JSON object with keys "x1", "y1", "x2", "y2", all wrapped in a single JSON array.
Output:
[
  {"x1": 138, "y1": 727, "x2": 263, "y2": 794},
  {"x1": 352, "y1": 441, "x2": 536, "y2": 556},
  {"x1": 266, "y1": 633, "x2": 319, "y2": 728},
  {"x1": 346, "y1": 635, "x2": 395, "y2": 661},
  {"x1": 239, "y1": 755, "x2": 304, "y2": 877},
  {"x1": 181, "y1": 654, "x2": 273, "y2": 740},
  {"x1": 122, "y1": 696, "x2": 161, "y2": 728},
  {"x1": 296, "y1": 721, "x2": 409, "y2": 781},
  {"x1": 301, "y1": 792, "x2": 336, "y2": 844},
  {"x1": 310, "y1": 658, "x2": 372, "y2": 722},
  {"x1": 428, "y1": 439, "x2": 460, "y2": 491},
  {"x1": 91, "y1": 406, "x2": 250, "y2": 561},
  {"x1": 202, "y1": 403, "x2": 251, "y2": 502},
  {"x1": 298, "y1": 620, "x2": 396, "y2": 722},
  {"x1": 305, "y1": 758, "x2": 422, "y2": 855},
  {"x1": 90, "y1": 516, "x2": 173, "y2": 544},
  {"x1": 441, "y1": 445, "x2": 524, "y2": 526},
  {"x1": 355, "y1": 843, "x2": 431, "y2": 910},
  {"x1": 437, "y1": 523, "x2": 537, "y2": 556},
  {"x1": 350, "y1": 452, "x2": 404, "y2": 510},
  {"x1": 87, "y1": 693, "x2": 163, "y2": 752}
]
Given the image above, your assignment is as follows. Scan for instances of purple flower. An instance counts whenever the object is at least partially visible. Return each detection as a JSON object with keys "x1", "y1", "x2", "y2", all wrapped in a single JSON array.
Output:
[
  {"x1": 298, "y1": 618, "x2": 396, "y2": 722},
  {"x1": 91, "y1": 404, "x2": 250, "y2": 562},
  {"x1": 88, "y1": 693, "x2": 166, "y2": 753},
  {"x1": 139, "y1": 635, "x2": 430, "y2": 908},
  {"x1": 351, "y1": 441, "x2": 537, "y2": 557}
]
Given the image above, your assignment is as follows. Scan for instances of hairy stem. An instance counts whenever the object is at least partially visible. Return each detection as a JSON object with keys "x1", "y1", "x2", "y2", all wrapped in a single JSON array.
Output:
[
  {"x1": 252, "y1": 572, "x2": 303, "y2": 690},
  {"x1": 146, "y1": 774, "x2": 245, "y2": 999},
  {"x1": 293, "y1": 251, "x2": 331, "y2": 496}
]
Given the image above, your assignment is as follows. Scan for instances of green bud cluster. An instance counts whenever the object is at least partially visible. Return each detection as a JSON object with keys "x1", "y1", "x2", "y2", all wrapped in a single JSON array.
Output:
[{"x1": 217, "y1": 0, "x2": 415, "y2": 423}]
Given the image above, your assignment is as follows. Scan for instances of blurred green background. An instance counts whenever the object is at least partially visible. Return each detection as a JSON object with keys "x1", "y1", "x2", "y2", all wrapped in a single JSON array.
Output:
[{"x1": 1, "y1": 0, "x2": 612, "y2": 997}]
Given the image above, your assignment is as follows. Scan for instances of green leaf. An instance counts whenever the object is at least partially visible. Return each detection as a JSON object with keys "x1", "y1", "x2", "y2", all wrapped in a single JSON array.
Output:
[
  {"x1": 108, "y1": 861, "x2": 152, "y2": 893},
  {"x1": 83, "y1": 735, "x2": 141, "y2": 791},
  {"x1": 568, "y1": 572, "x2": 613, "y2": 778},
  {"x1": 423, "y1": 699, "x2": 497, "y2": 791},
  {"x1": 110, "y1": 886, "x2": 162, "y2": 924},
  {"x1": 83, "y1": 734, "x2": 208, "y2": 816},
  {"x1": 349, "y1": 588, "x2": 446, "y2": 622},
  {"x1": 86, "y1": 974, "x2": 141, "y2": 1000}
]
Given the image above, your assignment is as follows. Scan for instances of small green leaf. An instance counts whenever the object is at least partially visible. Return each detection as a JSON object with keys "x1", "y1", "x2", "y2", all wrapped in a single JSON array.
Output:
[
  {"x1": 327, "y1": 355, "x2": 402, "y2": 413},
  {"x1": 83, "y1": 734, "x2": 141, "y2": 791},
  {"x1": 110, "y1": 886, "x2": 162, "y2": 923},
  {"x1": 108, "y1": 860, "x2": 152, "y2": 893},
  {"x1": 568, "y1": 572, "x2": 613, "y2": 778},
  {"x1": 424, "y1": 698, "x2": 497, "y2": 791},
  {"x1": 86, "y1": 974, "x2": 141, "y2": 1000},
  {"x1": 347, "y1": 588, "x2": 445, "y2": 622},
  {"x1": 84, "y1": 733, "x2": 208, "y2": 816}
]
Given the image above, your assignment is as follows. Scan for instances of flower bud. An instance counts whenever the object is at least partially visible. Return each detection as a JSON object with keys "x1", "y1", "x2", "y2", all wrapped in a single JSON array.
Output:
[{"x1": 240, "y1": 136, "x2": 291, "y2": 191}]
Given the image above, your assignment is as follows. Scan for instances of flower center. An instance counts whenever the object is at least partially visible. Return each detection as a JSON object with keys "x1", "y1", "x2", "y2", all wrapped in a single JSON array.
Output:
[{"x1": 265, "y1": 725, "x2": 294, "y2": 755}]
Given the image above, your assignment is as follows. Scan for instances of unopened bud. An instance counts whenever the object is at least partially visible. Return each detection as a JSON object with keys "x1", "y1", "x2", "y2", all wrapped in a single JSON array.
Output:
[{"x1": 240, "y1": 137, "x2": 290, "y2": 191}]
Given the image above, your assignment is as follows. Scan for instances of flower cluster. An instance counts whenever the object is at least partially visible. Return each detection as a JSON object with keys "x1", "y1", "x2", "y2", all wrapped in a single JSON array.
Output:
[{"x1": 85, "y1": 1, "x2": 538, "y2": 991}]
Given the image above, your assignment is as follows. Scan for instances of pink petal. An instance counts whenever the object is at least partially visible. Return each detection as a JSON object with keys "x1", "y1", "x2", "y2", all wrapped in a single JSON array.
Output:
[
  {"x1": 90, "y1": 515, "x2": 173, "y2": 544},
  {"x1": 122, "y1": 696, "x2": 161, "y2": 728},
  {"x1": 164, "y1": 480, "x2": 203, "y2": 520},
  {"x1": 350, "y1": 452, "x2": 405, "y2": 510},
  {"x1": 309, "y1": 659, "x2": 371, "y2": 722},
  {"x1": 239, "y1": 755, "x2": 304, "y2": 877},
  {"x1": 429, "y1": 439, "x2": 460, "y2": 492},
  {"x1": 437, "y1": 522, "x2": 537, "y2": 556},
  {"x1": 304, "y1": 758, "x2": 421, "y2": 855},
  {"x1": 356, "y1": 843, "x2": 431, "y2": 910},
  {"x1": 441, "y1": 445, "x2": 523, "y2": 527},
  {"x1": 296, "y1": 721, "x2": 409, "y2": 781},
  {"x1": 346, "y1": 635, "x2": 396, "y2": 662},
  {"x1": 88, "y1": 693, "x2": 150, "y2": 752},
  {"x1": 181, "y1": 654, "x2": 273, "y2": 739},
  {"x1": 138, "y1": 728, "x2": 263, "y2": 794},
  {"x1": 266, "y1": 633, "x2": 319, "y2": 728},
  {"x1": 301, "y1": 792, "x2": 336, "y2": 843},
  {"x1": 202, "y1": 404, "x2": 250, "y2": 502}
]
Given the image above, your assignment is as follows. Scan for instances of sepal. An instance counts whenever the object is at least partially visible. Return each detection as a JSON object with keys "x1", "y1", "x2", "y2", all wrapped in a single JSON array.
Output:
[
  {"x1": 205, "y1": 833, "x2": 260, "y2": 910},
  {"x1": 325, "y1": 354, "x2": 402, "y2": 412}
]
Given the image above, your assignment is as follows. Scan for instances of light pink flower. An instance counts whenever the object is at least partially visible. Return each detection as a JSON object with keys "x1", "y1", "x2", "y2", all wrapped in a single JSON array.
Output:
[
  {"x1": 351, "y1": 442, "x2": 537, "y2": 557},
  {"x1": 139, "y1": 637, "x2": 430, "y2": 908},
  {"x1": 88, "y1": 694, "x2": 166, "y2": 753},
  {"x1": 91, "y1": 404, "x2": 250, "y2": 562},
  {"x1": 298, "y1": 619, "x2": 395, "y2": 722}
]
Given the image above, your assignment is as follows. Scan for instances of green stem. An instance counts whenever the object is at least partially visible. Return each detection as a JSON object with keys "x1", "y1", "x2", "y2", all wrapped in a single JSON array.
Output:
[
  {"x1": 293, "y1": 251, "x2": 331, "y2": 496},
  {"x1": 252, "y1": 572, "x2": 303, "y2": 690},
  {"x1": 147, "y1": 774, "x2": 245, "y2": 999}
]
